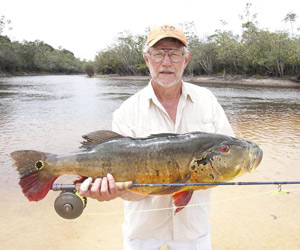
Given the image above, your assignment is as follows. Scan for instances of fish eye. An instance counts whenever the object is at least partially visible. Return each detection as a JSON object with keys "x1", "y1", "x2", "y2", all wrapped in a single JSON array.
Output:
[{"x1": 221, "y1": 145, "x2": 230, "y2": 153}]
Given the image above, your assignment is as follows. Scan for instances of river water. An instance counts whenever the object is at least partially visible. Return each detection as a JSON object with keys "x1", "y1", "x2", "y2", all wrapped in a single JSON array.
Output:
[{"x1": 0, "y1": 75, "x2": 300, "y2": 249}]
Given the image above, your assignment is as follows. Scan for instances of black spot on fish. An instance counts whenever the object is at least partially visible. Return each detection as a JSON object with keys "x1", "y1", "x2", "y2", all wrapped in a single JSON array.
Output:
[
  {"x1": 191, "y1": 165, "x2": 196, "y2": 170},
  {"x1": 156, "y1": 170, "x2": 160, "y2": 177},
  {"x1": 210, "y1": 174, "x2": 215, "y2": 179},
  {"x1": 195, "y1": 171, "x2": 198, "y2": 173},
  {"x1": 35, "y1": 161, "x2": 44, "y2": 170},
  {"x1": 196, "y1": 158, "x2": 209, "y2": 166}
]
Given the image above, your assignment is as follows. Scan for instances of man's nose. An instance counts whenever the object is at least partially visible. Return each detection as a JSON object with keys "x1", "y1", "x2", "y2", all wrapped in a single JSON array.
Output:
[{"x1": 161, "y1": 52, "x2": 172, "y2": 65}]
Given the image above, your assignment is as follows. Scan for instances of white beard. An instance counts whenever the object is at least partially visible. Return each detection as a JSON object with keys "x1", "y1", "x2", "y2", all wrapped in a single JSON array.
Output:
[{"x1": 149, "y1": 64, "x2": 185, "y2": 88}]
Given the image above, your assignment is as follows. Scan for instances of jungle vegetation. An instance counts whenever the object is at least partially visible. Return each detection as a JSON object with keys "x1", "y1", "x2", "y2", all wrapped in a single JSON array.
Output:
[
  {"x1": 0, "y1": 15, "x2": 84, "y2": 75},
  {"x1": 1, "y1": 4, "x2": 300, "y2": 79},
  {"x1": 94, "y1": 5, "x2": 300, "y2": 79}
]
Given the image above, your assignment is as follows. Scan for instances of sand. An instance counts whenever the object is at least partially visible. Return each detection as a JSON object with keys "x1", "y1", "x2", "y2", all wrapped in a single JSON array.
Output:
[{"x1": 103, "y1": 74, "x2": 300, "y2": 88}]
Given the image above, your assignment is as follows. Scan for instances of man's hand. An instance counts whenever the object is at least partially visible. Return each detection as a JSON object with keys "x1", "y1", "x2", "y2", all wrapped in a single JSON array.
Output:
[
  {"x1": 79, "y1": 174, "x2": 122, "y2": 201},
  {"x1": 79, "y1": 174, "x2": 146, "y2": 201}
]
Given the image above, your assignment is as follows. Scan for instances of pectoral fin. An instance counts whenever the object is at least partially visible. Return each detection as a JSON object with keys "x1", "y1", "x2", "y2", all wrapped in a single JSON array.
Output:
[{"x1": 172, "y1": 190, "x2": 194, "y2": 214}]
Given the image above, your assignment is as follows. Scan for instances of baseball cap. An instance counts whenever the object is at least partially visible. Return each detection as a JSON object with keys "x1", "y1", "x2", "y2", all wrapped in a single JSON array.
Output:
[{"x1": 146, "y1": 24, "x2": 187, "y2": 47}]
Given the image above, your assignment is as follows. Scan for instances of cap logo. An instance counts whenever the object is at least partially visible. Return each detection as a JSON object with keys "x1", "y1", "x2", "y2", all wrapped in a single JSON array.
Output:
[{"x1": 160, "y1": 25, "x2": 175, "y2": 32}]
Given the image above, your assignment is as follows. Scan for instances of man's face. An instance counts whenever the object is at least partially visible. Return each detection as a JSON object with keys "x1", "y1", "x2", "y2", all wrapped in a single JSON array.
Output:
[{"x1": 144, "y1": 39, "x2": 191, "y2": 88}]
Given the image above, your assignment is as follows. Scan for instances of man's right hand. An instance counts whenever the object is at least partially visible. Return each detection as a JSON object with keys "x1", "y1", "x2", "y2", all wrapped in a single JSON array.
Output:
[{"x1": 79, "y1": 174, "x2": 146, "y2": 201}]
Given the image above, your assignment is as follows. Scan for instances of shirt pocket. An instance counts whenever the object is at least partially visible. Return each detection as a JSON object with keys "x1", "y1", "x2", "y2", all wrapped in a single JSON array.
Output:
[{"x1": 187, "y1": 118, "x2": 216, "y2": 133}]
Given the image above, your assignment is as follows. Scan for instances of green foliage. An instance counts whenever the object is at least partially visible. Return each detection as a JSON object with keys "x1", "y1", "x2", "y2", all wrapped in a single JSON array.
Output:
[
  {"x1": 2, "y1": 6, "x2": 300, "y2": 78},
  {"x1": 95, "y1": 31, "x2": 148, "y2": 75},
  {"x1": 0, "y1": 15, "x2": 12, "y2": 36},
  {"x1": 84, "y1": 61, "x2": 95, "y2": 77},
  {"x1": 0, "y1": 38, "x2": 84, "y2": 74},
  {"x1": 93, "y1": 7, "x2": 300, "y2": 78},
  {"x1": 0, "y1": 15, "x2": 84, "y2": 75}
]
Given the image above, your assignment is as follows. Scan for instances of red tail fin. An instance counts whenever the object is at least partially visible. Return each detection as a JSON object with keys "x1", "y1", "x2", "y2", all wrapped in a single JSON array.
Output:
[
  {"x1": 19, "y1": 172, "x2": 57, "y2": 201},
  {"x1": 10, "y1": 150, "x2": 58, "y2": 201}
]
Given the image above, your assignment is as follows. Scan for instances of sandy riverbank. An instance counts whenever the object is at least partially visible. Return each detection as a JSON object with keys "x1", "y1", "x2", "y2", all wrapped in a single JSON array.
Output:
[
  {"x1": 102, "y1": 74, "x2": 300, "y2": 88},
  {"x1": 1, "y1": 72, "x2": 300, "y2": 87}
]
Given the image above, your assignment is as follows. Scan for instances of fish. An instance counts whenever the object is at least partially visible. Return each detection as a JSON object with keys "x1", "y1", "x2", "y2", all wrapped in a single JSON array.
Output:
[{"x1": 10, "y1": 130, "x2": 263, "y2": 213}]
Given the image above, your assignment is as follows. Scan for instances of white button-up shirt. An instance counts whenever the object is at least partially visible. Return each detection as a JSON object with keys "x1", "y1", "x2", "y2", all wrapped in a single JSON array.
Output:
[{"x1": 112, "y1": 81, "x2": 234, "y2": 241}]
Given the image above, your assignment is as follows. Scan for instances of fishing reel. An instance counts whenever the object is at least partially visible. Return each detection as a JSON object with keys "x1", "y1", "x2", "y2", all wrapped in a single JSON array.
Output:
[
  {"x1": 51, "y1": 181, "x2": 133, "y2": 219},
  {"x1": 53, "y1": 185, "x2": 87, "y2": 219}
]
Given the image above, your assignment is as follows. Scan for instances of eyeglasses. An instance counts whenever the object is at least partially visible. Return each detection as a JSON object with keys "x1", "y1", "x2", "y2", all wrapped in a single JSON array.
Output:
[{"x1": 148, "y1": 49, "x2": 185, "y2": 63}]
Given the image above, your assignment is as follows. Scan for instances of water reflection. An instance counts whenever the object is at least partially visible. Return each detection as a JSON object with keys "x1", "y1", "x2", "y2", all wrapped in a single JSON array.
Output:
[{"x1": 0, "y1": 75, "x2": 299, "y2": 184}]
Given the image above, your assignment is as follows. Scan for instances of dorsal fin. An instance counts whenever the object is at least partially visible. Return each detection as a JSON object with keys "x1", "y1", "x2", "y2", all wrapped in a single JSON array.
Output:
[
  {"x1": 144, "y1": 133, "x2": 177, "y2": 139},
  {"x1": 80, "y1": 130, "x2": 123, "y2": 148},
  {"x1": 150, "y1": 133, "x2": 177, "y2": 137}
]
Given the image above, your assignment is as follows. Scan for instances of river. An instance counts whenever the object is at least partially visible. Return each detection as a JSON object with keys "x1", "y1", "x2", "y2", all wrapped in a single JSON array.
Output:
[{"x1": 0, "y1": 75, "x2": 300, "y2": 249}]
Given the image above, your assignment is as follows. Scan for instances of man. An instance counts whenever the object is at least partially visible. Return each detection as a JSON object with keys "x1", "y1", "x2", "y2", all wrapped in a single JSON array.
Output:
[{"x1": 80, "y1": 24, "x2": 234, "y2": 250}]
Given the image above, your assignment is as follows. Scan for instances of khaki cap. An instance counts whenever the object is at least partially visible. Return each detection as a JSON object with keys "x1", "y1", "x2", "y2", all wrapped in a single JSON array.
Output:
[{"x1": 146, "y1": 24, "x2": 187, "y2": 47}]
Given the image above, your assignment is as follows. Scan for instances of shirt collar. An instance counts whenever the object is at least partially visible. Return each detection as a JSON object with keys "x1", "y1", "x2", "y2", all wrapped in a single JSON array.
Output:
[
  {"x1": 181, "y1": 81, "x2": 195, "y2": 103},
  {"x1": 144, "y1": 80, "x2": 195, "y2": 107}
]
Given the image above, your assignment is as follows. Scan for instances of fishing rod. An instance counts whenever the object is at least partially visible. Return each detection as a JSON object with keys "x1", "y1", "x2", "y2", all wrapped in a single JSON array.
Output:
[
  {"x1": 51, "y1": 180, "x2": 300, "y2": 191},
  {"x1": 51, "y1": 180, "x2": 300, "y2": 220}
]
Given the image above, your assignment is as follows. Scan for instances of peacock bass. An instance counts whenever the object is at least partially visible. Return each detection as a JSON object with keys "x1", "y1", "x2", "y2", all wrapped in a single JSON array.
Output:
[{"x1": 10, "y1": 130, "x2": 263, "y2": 213}]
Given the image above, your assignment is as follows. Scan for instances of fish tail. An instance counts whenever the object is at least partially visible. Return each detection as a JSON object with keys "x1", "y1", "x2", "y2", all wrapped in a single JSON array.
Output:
[{"x1": 10, "y1": 150, "x2": 58, "y2": 201}]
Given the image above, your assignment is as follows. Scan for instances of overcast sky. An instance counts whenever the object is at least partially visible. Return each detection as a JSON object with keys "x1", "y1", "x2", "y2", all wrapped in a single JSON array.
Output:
[{"x1": 1, "y1": 0, "x2": 299, "y2": 60}]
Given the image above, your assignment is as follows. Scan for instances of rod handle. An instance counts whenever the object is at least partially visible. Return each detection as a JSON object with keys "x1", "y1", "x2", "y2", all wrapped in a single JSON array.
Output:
[
  {"x1": 116, "y1": 181, "x2": 133, "y2": 189},
  {"x1": 74, "y1": 181, "x2": 133, "y2": 191}
]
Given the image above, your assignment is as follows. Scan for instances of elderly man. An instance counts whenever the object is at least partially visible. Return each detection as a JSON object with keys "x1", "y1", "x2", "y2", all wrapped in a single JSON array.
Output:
[{"x1": 80, "y1": 24, "x2": 234, "y2": 250}]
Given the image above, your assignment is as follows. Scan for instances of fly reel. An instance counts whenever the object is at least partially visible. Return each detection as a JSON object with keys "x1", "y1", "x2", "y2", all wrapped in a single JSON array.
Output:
[
  {"x1": 54, "y1": 190, "x2": 87, "y2": 219},
  {"x1": 51, "y1": 181, "x2": 132, "y2": 219}
]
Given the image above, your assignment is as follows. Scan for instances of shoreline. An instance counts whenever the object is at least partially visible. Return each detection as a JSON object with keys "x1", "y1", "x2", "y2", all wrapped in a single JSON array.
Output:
[
  {"x1": 102, "y1": 74, "x2": 300, "y2": 88},
  {"x1": 1, "y1": 72, "x2": 300, "y2": 88}
]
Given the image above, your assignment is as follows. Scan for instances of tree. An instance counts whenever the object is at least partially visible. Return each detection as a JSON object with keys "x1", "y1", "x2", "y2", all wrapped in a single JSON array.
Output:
[
  {"x1": 283, "y1": 12, "x2": 298, "y2": 37},
  {"x1": 94, "y1": 31, "x2": 147, "y2": 75},
  {"x1": 84, "y1": 61, "x2": 95, "y2": 77},
  {"x1": 210, "y1": 30, "x2": 242, "y2": 77},
  {"x1": 0, "y1": 15, "x2": 12, "y2": 35}
]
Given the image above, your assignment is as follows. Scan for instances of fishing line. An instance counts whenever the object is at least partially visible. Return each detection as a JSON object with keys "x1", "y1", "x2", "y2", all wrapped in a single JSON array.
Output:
[{"x1": 83, "y1": 188, "x2": 300, "y2": 217}]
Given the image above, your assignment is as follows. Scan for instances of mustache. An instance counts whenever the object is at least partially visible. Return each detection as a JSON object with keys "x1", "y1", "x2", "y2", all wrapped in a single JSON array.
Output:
[{"x1": 159, "y1": 68, "x2": 175, "y2": 73}]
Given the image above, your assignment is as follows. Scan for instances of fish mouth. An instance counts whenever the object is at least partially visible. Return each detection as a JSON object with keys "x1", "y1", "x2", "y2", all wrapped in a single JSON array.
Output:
[{"x1": 248, "y1": 143, "x2": 263, "y2": 171}]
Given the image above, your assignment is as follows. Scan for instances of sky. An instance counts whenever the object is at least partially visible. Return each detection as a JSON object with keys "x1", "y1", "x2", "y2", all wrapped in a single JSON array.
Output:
[{"x1": 1, "y1": 0, "x2": 300, "y2": 61}]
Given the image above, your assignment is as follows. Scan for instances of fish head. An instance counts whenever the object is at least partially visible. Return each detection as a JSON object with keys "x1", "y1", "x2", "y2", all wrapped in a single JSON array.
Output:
[{"x1": 191, "y1": 136, "x2": 263, "y2": 182}]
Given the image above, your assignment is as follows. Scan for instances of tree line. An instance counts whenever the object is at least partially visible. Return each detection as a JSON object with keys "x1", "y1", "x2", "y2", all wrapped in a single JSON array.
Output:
[
  {"x1": 1, "y1": 5, "x2": 300, "y2": 79},
  {"x1": 93, "y1": 6, "x2": 300, "y2": 79},
  {"x1": 0, "y1": 36, "x2": 84, "y2": 74},
  {"x1": 0, "y1": 15, "x2": 87, "y2": 75}
]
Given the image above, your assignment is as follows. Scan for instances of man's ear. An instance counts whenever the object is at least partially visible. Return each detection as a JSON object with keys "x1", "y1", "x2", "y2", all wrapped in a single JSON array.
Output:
[
  {"x1": 143, "y1": 53, "x2": 150, "y2": 68},
  {"x1": 183, "y1": 51, "x2": 191, "y2": 69}
]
